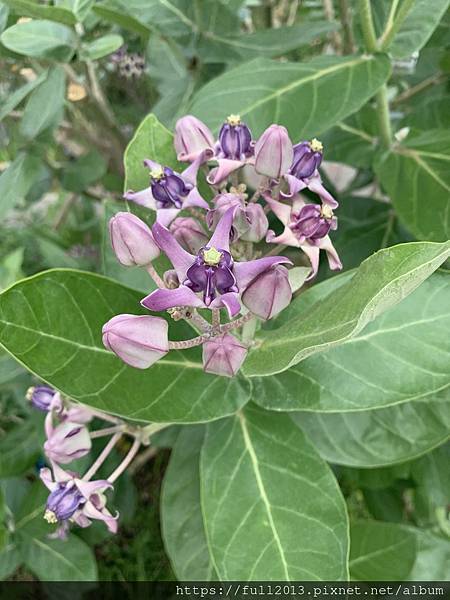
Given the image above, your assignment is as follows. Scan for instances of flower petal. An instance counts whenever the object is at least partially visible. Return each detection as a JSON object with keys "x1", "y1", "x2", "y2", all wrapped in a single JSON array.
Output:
[
  {"x1": 75, "y1": 479, "x2": 112, "y2": 500},
  {"x1": 141, "y1": 286, "x2": 205, "y2": 312},
  {"x1": 263, "y1": 194, "x2": 291, "y2": 225},
  {"x1": 281, "y1": 173, "x2": 307, "y2": 198},
  {"x1": 156, "y1": 207, "x2": 180, "y2": 228},
  {"x1": 151, "y1": 222, "x2": 195, "y2": 281},
  {"x1": 266, "y1": 227, "x2": 300, "y2": 248},
  {"x1": 210, "y1": 291, "x2": 241, "y2": 318},
  {"x1": 208, "y1": 206, "x2": 235, "y2": 252},
  {"x1": 306, "y1": 175, "x2": 338, "y2": 208},
  {"x1": 181, "y1": 148, "x2": 214, "y2": 186},
  {"x1": 82, "y1": 501, "x2": 118, "y2": 534},
  {"x1": 300, "y1": 243, "x2": 320, "y2": 280},
  {"x1": 234, "y1": 256, "x2": 292, "y2": 290},
  {"x1": 207, "y1": 158, "x2": 244, "y2": 186},
  {"x1": 124, "y1": 186, "x2": 156, "y2": 210},
  {"x1": 40, "y1": 467, "x2": 58, "y2": 492}
]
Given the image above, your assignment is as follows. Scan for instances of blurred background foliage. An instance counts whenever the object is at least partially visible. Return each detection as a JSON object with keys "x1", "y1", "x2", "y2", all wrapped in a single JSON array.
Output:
[{"x1": 0, "y1": 0, "x2": 449, "y2": 583}]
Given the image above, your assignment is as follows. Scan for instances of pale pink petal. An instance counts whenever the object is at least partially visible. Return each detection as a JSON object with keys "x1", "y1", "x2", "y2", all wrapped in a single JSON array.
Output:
[
  {"x1": 210, "y1": 292, "x2": 241, "y2": 318},
  {"x1": 151, "y1": 222, "x2": 195, "y2": 281},
  {"x1": 207, "y1": 159, "x2": 244, "y2": 186},
  {"x1": 141, "y1": 286, "x2": 205, "y2": 312},
  {"x1": 184, "y1": 187, "x2": 209, "y2": 210},
  {"x1": 306, "y1": 175, "x2": 338, "y2": 208},
  {"x1": 124, "y1": 186, "x2": 157, "y2": 210},
  {"x1": 263, "y1": 194, "x2": 291, "y2": 225},
  {"x1": 234, "y1": 256, "x2": 292, "y2": 290},
  {"x1": 156, "y1": 207, "x2": 180, "y2": 227},
  {"x1": 208, "y1": 206, "x2": 235, "y2": 251}
]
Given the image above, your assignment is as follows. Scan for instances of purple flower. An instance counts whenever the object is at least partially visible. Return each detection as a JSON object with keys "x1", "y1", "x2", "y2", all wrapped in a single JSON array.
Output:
[
  {"x1": 242, "y1": 265, "x2": 292, "y2": 321},
  {"x1": 202, "y1": 333, "x2": 247, "y2": 377},
  {"x1": 254, "y1": 124, "x2": 294, "y2": 180},
  {"x1": 142, "y1": 207, "x2": 291, "y2": 318},
  {"x1": 174, "y1": 115, "x2": 215, "y2": 162},
  {"x1": 44, "y1": 417, "x2": 92, "y2": 465},
  {"x1": 27, "y1": 386, "x2": 61, "y2": 412},
  {"x1": 41, "y1": 463, "x2": 118, "y2": 534},
  {"x1": 169, "y1": 217, "x2": 209, "y2": 254},
  {"x1": 207, "y1": 192, "x2": 268, "y2": 243},
  {"x1": 265, "y1": 195, "x2": 342, "y2": 280},
  {"x1": 124, "y1": 150, "x2": 210, "y2": 227},
  {"x1": 282, "y1": 138, "x2": 338, "y2": 208},
  {"x1": 109, "y1": 212, "x2": 160, "y2": 267},
  {"x1": 102, "y1": 314, "x2": 169, "y2": 369},
  {"x1": 217, "y1": 115, "x2": 253, "y2": 161}
]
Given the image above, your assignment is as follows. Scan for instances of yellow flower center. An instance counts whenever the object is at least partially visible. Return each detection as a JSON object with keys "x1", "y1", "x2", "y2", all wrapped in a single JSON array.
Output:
[
  {"x1": 26, "y1": 386, "x2": 35, "y2": 401},
  {"x1": 44, "y1": 509, "x2": 58, "y2": 524},
  {"x1": 321, "y1": 204, "x2": 333, "y2": 219},
  {"x1": 309, "y1": 138, "x2": 323, "y2": 153},
  {"x1": 226, "y1": 114, "x2": 241, "y2": 126},
  {"x1": 150, "y1": 167, "x2": 164, "y2": 181},
  {"x1": 203, "y1": 247, "x2": 222, "y2": 266}
]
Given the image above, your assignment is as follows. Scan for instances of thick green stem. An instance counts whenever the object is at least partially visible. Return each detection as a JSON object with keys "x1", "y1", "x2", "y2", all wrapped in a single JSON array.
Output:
[
  {"x1": 357, "y1": 0, "x2": 392, "y2": 149},
  {"x1": 379, "y1": 0, "x2": 415, "y2": 51},
  {"x1": 375, "y1": 86, "x2": 392, "y2": 149},
  {"x1": 357, "y1": 0, "x2": 377, "y2": 53}
]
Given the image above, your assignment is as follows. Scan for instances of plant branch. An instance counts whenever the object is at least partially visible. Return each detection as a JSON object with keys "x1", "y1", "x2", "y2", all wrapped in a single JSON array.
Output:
[
  {"x1": 379, "y1": 0, "x2": 415, "y2": 51},
  {"x1": 357, "y1": 0, "x2": 377, "y2": 53}
]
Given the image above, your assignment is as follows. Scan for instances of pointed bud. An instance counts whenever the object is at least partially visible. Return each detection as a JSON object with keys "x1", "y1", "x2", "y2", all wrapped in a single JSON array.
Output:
[
  {"x1": 26, "y1": 386, "x2": 61, "y2": 412},
  {"x1": 242, "y1": 265, "x2": 292, "y2": 320},
  {"x1": 240, "y1": 203, "x2": 268, "y2": 242},
  {"x1": 174, "y1": 115, "x2": 214, "y2": 162},
  {"x1": 102, "y1": 314, "x2": 169, "y2": 369},
  {"x1": 254, "y1": 124, "x2": 293, "y2": 179},
  {"x1": 109, "y1": 212, "x2": 160, "y2": 267},
  {"x1": 202, "y1": 333, "x2": 247, "y2": 377},
  {"x1": 169, "y1": 217, "x2": 209, "y2": 254},
  {"x1": 44, "y1": 421, "x2": 92, "y2": 465}
]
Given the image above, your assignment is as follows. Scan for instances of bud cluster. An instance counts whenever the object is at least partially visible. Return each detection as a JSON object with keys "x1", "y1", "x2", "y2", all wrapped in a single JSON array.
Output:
[{"x1": 106, "y1": 115, "x2": 342, "y2": 377}]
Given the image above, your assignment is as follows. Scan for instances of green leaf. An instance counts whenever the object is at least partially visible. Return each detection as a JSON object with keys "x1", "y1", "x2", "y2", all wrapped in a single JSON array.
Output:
[
  {"x1": 0, "y1": 247, "x2": 24, "y2": 290},
  {"x1": 292, "y1": 397, "x2": 449, "y2": 467},
  {"x1": 349, "y1": 521, "x2": 416, "y2": 581},
  {"x1": 0, "y1": 542, "x2": 21, "y2": 579},
  {"x1": 243, "y1": 241, "x2": 450, "y2": 377},
  {"x1": 20, "y1": 534, "x2": 98, "y2": 581},
  {"x1": 375, "y1": 130, "x2": 450, "y2": 242},
  {"x1": 201, "y1": 403, "x2": 349, "y2": 580},
  {"x1": 0, "y1": 269, "x2": 251, "y2": 423},
  {"x1": 253, "y1": 271, "x2": 450, "y2": 412},
  {"x1": 0, "y1": 153, "x2": 42, "y2": 216},
  {"x1": 411, "y1": 444, "x2": 450, "y2": 524},
  {"x1": 0, "y1": 350, "x2": 24, "y2": 384},
  {"x1": 0, "y1": 69, "x2": 48, "y2": 122},
  {"x1": 190, "y1": 54, "x2": 391, "y2": 137},
  {"x1": 407, "y1": 529, "x2": 450, "y2": 580},
  {"x1": 62, "y1": 150, "x2": 107, "y2": 192},
  {"x1": 93, "y1": 1, "x2": 150, "y2": 36},
  {"x1": 1, "y1": 0, "x2": 77, "y2": 26},
  {"x1": 124, "y1": 113, "x2": 181, "y2": 193},
  {"x1": 19, "y1": 66, "x2": 66, "y2": 140},
  {"x1": 80, "y1": 34, "x2": 124, "y2": 60},
  {"x1": 0, "y1": 421, "x2": 40, "y2": 477},
  {"x1": 0, "y1": 5, "x2": 9, "y2": 34},
  {"x1": 389, "y1": 0, "x2": 450, "y2": 59},
  {"x1": 1, "y1": 19, "x2": 76, "y2": 60},
  {"x1": 161, "y1": 426, "x2": 216, "y2": 580},
  {"x1": 72, "y1": 0, "x2": 94, "y2": 21}
]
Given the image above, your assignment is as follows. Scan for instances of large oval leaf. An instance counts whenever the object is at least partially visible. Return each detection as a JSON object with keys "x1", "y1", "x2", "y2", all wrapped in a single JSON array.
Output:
[
  {"x1": 292, "y1": 396, "x2": 450, "y2": 467},
  {"x1": 201, "y1": 403, "x2": 349, "y2": 581},
  {"x1": 0, "y1": 270, "x2": 251, "y2": 423},
  {"x1": 243, "y1": 241, "x2": 450, "y2": 377},
  {"x1": 253, "y1": 272, "x2": 450, "y2": 412},
  {"x1": 161, "y1": 426, "x2": 216, "y2": 580},
  {"x1": 1, "y1": 20, "x2": 76, "y2": 61},
  {"x1": 375, "y1": 130, "x2": 450, "y2": 242},
  {"x1": 190, "y1": 54, "x2": 391, "y2": 138}
]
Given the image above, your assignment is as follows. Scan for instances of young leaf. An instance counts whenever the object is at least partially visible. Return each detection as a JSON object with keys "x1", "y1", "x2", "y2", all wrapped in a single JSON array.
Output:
[
  {"x1": 80, "y1": 34, "x2": 124, "y2": 60},
  {"x1": 243, "y1": 241, "x2": 450, "y2": 376},
  {"x1": 349, "y1": 521, "x2": 417, "y2": 581},
  {"x1": 375, "y1": 130, "x2": 450, "y2": 242},
  {"x1": 161, "y1": 426, "x2": 217, "y2": 580},
  {"x1": 389, "y1": 0, "x2": 450, "y2": 59},
  {"x1": 253, "y1": 272, "x2": 450, "y2": 412},
  {"x1": 189, "y1": 54, "x2": 391, "y2": 137},
  {"x1": 201, "y1": 403, "x2": 349, "y2": 580},
  {"x1": 0, "y1": 69, "x2": 49, "y2": 122},
  {"x1": 292, "y1": 396, "x2": 450, "y2": 467},
  {"x1": 0, "y1": 270, "x2": 251, "y2": 423},
  {"x1": 0, "y1": 19, "x2": 76, "y2": 61},
  {"x1": 93, "y1": 1, "x2": 150, "y2": 36},
  {"x1": 72, "y1": 0, "x2": 95, "y2": 22},
  {"x1": 19, "y1": 66, "x2": 66, "y2": 140}
]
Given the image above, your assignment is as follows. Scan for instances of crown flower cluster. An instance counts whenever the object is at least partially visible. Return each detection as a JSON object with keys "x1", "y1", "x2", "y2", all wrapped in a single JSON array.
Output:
[
  {"x1": 104, "y1": 115, "x2": 342, "y2": 377},
  {"x1": 26, "y1": 385, "x2": 159, "y2": 539}
]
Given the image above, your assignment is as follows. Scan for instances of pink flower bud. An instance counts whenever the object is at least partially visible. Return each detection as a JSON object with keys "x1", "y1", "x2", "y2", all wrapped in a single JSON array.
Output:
[
  {"x1": 242, "y1": 265, "x2": 292, "y2": 320},
  {"x1": 102, "y1": 314, "x2": 169, "y2": 369},
  {"x1": 254, "y1": 124, "x2": 293, "y2": 180},
  {"x1": 169, "y1": 217, "x2": 209, "y2": 254},
  {"x1": 202, "y1": 333, "x2": 248, "y2": 377},
  {"x1": 174, "y1": 115, "x2": 214, "y2": 162},
  {"x1": 109, "y1": 212, "x2": 160, "y2": 267},
  {"x1": 240, "y1": 203, "x2": 268, "y2": 242},
  {"x1": 44, "y1": 421, "x2": 92, "y2": 465},
  {"x1": 207, "y1": 193, "x2": 248, "y2": 238}
]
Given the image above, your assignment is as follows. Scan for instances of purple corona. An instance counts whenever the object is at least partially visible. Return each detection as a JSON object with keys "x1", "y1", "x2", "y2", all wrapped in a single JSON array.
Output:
[{"x1": 217, "y1": 115, "x2": 253, "y2": 161}]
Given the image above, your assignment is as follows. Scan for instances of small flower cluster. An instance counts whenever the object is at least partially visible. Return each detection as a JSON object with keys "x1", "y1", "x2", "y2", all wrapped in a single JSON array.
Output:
[
  {"x1": 27, "y1": 386, "x2": 148, "y2": 538},
  {"x1": 104, "y1": 115, "x2": 342, "y2": 377}
]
